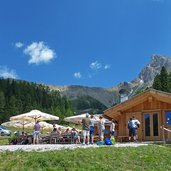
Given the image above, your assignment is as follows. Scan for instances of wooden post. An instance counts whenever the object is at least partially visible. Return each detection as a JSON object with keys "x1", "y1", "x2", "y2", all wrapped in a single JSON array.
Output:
[{"x1": 162, "y1": 125, "x2": 166, "y2": 144}]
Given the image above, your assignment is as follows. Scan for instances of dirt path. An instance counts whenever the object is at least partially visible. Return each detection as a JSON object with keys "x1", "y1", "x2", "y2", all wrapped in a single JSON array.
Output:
[{"x1": 0, "y1": 143, "x2": 148, "y2": 152}]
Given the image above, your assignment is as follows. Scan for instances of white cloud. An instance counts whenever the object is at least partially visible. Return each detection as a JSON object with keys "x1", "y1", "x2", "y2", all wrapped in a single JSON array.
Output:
[
  {"x1": 104, "y1": 64, "x2": 111, "y2": 70},
  {"x1": 15, "y1": 42, "x2": 24, "y2": 48},
  {"x1": 89, "y1": 61, "x2": 102, "y2": 70},
  {"x1": 73, "y1": 72, "x2": 82, "y2": 79},
  {"x1": 24, "y1": 41, "x2": 56, "y2": 65},
  {"x1": 89, "y1": 61, "x2": 111, "y2": 71},
  {"x1": 0, "y1": 66, "x2": 18, "y2": 79}
]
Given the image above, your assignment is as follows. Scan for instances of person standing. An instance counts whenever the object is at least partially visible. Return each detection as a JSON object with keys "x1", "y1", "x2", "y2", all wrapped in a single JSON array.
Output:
[
  {"x1": 132, "y1": 116, "x2": 140, "y2": 141},
  {"x1": 128, "y1": 118, "x2": 134, "y2": 141},
  {"x1": 33, "y1": 120, "x2": 41, "y2": 144},
  {"x1": 82, "y1": 113, "x2": 90, "y2": 145},
  {"x1": 89, "y1": 114, "x2": 95, "y2": 144},
  {"x1": 128, "y1": 117, "x2": 140, "y2": 142},
  {"x1": 98, "y1": 115, "x2": 105, "y2": 141},
  {"x1": 110, "y1": 119, "x2": 116, "y2": 139}
]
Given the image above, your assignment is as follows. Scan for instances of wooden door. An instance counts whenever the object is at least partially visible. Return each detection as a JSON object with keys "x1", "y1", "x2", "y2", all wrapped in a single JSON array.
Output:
[{"x1": 143, "y1": 112, "x2": 160, "y2": 141}]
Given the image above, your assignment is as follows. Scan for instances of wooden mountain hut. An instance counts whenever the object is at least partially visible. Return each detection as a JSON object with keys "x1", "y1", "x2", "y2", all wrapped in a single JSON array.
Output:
[{"x1": 104, "y1": 88, "x2": 171, "y2": 142}]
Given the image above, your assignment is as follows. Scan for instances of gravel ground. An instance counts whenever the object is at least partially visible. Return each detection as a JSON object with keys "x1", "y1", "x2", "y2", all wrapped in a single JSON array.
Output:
[{"x1": 0, "y1": 142, "x2": 148, "y2": 152}]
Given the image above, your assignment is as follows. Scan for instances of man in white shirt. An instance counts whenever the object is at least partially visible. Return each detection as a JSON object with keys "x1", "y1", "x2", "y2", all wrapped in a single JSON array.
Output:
[{"x1": 132, "y1": 116, "x2": 140, "y2": 141}]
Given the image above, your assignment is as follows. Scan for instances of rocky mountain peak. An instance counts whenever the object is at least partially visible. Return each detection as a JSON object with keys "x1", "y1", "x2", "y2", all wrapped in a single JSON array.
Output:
[{"x1": 138, "y1": 54, "x2": 171, "y2": 83}]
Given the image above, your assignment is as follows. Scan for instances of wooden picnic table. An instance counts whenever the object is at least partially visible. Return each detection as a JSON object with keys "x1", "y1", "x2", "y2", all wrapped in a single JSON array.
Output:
[{"x1": 47, "y1": 133, "x2": 73, "y2": 144}]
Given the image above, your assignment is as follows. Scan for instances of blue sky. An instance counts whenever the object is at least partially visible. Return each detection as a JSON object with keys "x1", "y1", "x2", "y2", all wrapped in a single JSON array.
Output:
[{"x1": 0, "y1": 0, "x2": 171, "y2": 88}]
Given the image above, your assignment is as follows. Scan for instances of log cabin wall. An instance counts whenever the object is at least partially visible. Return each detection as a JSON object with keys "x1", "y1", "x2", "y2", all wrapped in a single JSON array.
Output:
[{"x1": 118, "y1": 114, "x2": 125, "y2": 136}]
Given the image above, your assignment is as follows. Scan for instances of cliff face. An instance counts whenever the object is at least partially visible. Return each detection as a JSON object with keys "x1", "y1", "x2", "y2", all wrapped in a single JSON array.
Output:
[
  {"x1": 49, "y1": 55, "x2": 171, "y2": 109},
  {"x1": 139, "y1": 55, "x2": 171, "y2": 83}
]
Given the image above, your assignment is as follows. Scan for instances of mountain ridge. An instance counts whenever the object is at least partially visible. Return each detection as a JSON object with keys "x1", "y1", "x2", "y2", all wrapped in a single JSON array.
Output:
[{"x1": 48, "y1": 55, "x2": 171, "y2": 110}]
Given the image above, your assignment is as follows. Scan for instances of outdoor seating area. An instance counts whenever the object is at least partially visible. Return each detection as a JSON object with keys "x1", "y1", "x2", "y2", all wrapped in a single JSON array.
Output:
[
  {"x1": 1, "y1": 110, "x2": 120, "y2": 146},
  {"x1": 49, "y1": 133, "x2": 73, "y2": 144},
  {"x1": 7, "y1": 131, "x2": 103, "y2": 145}
]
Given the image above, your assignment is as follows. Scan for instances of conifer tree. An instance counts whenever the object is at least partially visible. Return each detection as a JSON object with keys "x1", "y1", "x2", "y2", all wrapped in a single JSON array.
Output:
[
  {"x1": 160, "y1": 66, "x2": 169, "y2": 92},
  {"x1": 152, "y1": 66, "x2": 169, "y2": 92},
  {"x1": 168, "y1": 73, "x2": 171, "y2": 92},
  {"x1": 0, "y1": 91, "x2": 6, "y2": 123},
  {"x1": 152, "y1": 74, "x2": 162, "y2": 90}
]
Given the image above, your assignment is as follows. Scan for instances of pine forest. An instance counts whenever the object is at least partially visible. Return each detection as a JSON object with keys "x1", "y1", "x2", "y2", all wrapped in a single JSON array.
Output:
[{"x1": 0, "y1": 78, "x2": 74, "y2": 123}]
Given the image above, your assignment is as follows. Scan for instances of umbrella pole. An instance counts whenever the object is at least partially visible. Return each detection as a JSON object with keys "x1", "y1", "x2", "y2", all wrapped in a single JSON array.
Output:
[
  {"x1": 22, "y1": 123, "x2": 24, "y2": 132},
  {"x1": 41, "y1": 127, "x2": 44, "y2": 133}
]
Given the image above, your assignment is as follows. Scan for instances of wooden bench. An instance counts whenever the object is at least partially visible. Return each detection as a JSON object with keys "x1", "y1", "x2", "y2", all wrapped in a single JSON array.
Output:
[
  {"x1": 61, "y1": 134, "x2": 73, "y2": 144},
  {"x1": 49, "y1": 133, "x2": 73, "y2": 144},
  {"x1": 40, "y1": 135, "x2": 50, "y2": 144},
  {"x1": 117, "y1": 136, "x2": 129, "y2": 142}
]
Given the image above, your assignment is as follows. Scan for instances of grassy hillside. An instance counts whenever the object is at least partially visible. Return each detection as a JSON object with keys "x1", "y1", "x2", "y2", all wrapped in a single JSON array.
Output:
[
  {"x1": 0, "y1": 145, "x2": 170, "y2": 171},
  {"x1": 71, "y1": 95, "x2": 107, "y2": 114}
]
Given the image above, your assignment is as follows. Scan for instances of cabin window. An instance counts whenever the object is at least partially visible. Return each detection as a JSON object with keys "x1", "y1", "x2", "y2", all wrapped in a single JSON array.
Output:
[
  {"x1": 166, "y1": 111, "x2": 171, "y2": 126},
  {"x1": 153, "y1": 113, "x2": 158, "y2": 136},
  {"x1": 145, "y1": 114, "x2": 150, "y2": 136}
]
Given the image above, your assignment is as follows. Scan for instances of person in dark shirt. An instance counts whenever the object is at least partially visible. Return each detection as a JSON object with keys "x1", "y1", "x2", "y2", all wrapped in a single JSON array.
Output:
[{"x1": 128, "y1": 117, "x2": 140, "y2": 142}]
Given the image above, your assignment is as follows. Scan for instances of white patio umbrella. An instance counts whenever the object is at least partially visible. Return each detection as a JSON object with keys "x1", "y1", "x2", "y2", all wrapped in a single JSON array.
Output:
[
  {"x1": 64, "y1": 113, "x2": 89, "y2": 124},
  {"x1": 2, "y1": 120, "x2": 30, "y2": 129},
  {"x1": 10, "y1": 110, "x2": 59, "y2": 131},
  {"x1": 10, "y1": 110, "x2": 59, "y2": 123},
  {"x1": 53, "y1": 124, "x2": 72, "y2": 132},
  {"x1": 64, "y1": 113, "x2": 110, "y2": 124},
  {"x1": 2, "y1": 120, "x2": 53, "y2": 131},
  {"x1": 20, "y1": 121, "x2": 53, "y2": 129},
  {"x1": 39, "y1": 121, "x2": 53, "y2": 130},
  {"x1": 23, "y1": 121, "x2": 54, "y2": 131}
]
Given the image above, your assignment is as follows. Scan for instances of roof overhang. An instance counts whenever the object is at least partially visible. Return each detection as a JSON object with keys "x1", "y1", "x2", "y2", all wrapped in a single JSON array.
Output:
[{"x1": 104, "y1": 89, "x2": 171, "y2": 118}]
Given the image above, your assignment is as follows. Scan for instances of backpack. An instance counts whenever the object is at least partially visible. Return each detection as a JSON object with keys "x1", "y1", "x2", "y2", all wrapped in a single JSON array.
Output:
[
  {"x1": 137, "y1": 123, "x2": 140, "y2": 128},
  {"x1": 105, "y1": 138, "x2": 113, "y2": 145},
  {"x1": 96, "y1": 140, "x2": 104, "y2": 145},
  {"x1": 111, "y1": 137, "x2": 116, "y2": 144},
  {"x1": 134, "y1": 120, "x2": 140, "y2": 128},
  {"x1": 128, "y1": 121, "x2": 133, "y2": 129}
]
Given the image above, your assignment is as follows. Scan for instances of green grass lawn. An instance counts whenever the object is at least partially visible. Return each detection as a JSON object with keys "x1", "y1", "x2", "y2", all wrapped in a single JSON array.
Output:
[
  {"x1": 0, "y1": 136, "x2": 9, "y2": 145},
  {"x1": 0, "y1": 145, "x2": 171, "y2": 171}
]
